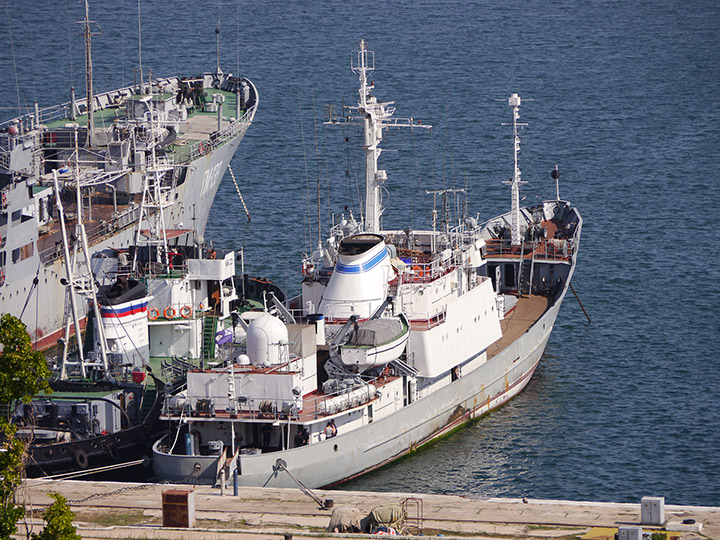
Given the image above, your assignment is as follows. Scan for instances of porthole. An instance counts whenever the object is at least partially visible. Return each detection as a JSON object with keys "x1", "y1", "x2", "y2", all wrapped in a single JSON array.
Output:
[{"x1": 333, "y1": 444, "x2": 338, "y2": 452}]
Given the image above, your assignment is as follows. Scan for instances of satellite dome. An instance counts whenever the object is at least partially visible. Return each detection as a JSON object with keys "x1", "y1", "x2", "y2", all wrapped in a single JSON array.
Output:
[{"x1": 246, "y1": 313, "x2": 288, "y2": 367}]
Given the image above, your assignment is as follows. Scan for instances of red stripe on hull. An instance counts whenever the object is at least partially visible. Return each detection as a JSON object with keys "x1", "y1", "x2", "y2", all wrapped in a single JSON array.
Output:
[
  {"x1": 101, "y1": 305, "x2": 147, "y2": 318},
  {"x1": 32, "y1": 317, "x2": 88, "y2": 352}
]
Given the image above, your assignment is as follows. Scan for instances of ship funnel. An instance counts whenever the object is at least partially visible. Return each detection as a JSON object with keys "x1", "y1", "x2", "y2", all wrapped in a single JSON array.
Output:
[
  {"x1": 319, "y1": 234, "x2": 392, "y2": 320},
  {"x1": 96, "y1": 279, "x2": 150, "y2": 370}
]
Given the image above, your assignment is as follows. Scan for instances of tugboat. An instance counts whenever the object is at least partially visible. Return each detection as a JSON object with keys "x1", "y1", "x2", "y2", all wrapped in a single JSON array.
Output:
[{"x1": 152, "y1": 40, "x2": 581, "y2": 489}]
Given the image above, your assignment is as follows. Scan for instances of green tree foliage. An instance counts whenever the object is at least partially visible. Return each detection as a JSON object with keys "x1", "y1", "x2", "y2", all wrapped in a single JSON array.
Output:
[
  {"x1": 0, "y1": 314, "x2": 54, "y2": 537},
  {"x1": 0, "y1": 419, "x2": 25, "y2": 539},
  {"x1": 31, "y1": 493, "x2": 80, "y2": 540},
  {"x1": 0, "y1": 313, "x2": 52, "y2": 411}
]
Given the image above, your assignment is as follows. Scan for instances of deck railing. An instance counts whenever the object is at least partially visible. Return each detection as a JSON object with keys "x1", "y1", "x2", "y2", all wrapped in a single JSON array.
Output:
[
  {"x1": 38, "y1": 203, "x2": 142, "y2": 265},
  {"x1": 165, "y1": 380, "x2": 380, "y2": 423},
  {"x1": 485, "y1": 238, "x2": 574, "y2": 261},
  {"x1": 169, "y1": 103, "x2": 257, "y2": 165}
]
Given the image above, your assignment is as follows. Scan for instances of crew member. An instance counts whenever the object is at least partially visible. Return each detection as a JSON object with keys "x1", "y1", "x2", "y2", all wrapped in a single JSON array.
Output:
[{"x1": 294, "y1": 426, "x2": 309, "y2": 447}]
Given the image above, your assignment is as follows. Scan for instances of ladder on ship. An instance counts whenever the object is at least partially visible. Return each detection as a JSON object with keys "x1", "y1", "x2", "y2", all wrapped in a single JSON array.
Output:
[
  {"x1": 390, "y1": 356, "x2": 418, "y2": 377},
  {"x1": 139, "y1": 383, "x2": 157, "y2": 422},
  {"x1": 202, "y1": 315, "x2": 218, "y2": 366},
  {"x1": 519, "y1": 243, "x2": 536, "y2": 297}
]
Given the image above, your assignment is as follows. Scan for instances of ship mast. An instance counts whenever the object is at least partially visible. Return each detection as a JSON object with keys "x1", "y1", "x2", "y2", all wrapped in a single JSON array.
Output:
[
  {"x1": 81, "y1": 0, "x2": 98, "y2": 147},
  {"x1": 502, "y1": 93, "x2": 527, "y2": 246},
  {"x1": 215, "y1": 20, "x2": 222, "y2": 75},
  {"x1": 354, "y1": 39, "x2": 383, "y2": 233},
  {"x1": 332, "y1": 39, "x2": 430, "y2": 233}
]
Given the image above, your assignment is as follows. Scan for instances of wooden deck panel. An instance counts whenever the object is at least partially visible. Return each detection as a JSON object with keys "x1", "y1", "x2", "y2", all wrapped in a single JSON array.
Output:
[{"x1": 487, "y1": 295, "x2": 550, "y2": 359}]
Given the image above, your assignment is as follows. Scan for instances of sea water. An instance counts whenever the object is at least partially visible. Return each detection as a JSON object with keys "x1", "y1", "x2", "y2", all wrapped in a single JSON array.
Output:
[{"x1": 2, "y1": 0, "x2": 719, "y2": 506}]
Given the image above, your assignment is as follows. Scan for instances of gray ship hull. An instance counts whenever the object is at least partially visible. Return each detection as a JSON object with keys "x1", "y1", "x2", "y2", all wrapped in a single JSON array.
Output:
[
  {"x1": 153, "y1": 270, "x2": 571, "y2": 489},
  {"x1": 1, "y1": 73, "x2": 255, "y2": 350}
]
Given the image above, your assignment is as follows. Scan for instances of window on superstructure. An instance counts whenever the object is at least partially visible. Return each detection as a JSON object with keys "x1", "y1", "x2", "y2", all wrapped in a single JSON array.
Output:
[{"x1": 11, "y1": 241, "x2": 33, "y2": 263}]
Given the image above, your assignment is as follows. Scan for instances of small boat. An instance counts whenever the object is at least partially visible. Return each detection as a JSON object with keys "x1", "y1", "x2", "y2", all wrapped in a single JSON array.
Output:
[
  {"x1": 17, "y1": 373, "x2": 163, "y2": 476},
  {"x1": 339, "y1": 313, "x2": 410, "y2": 372},
  {"x1": 152, "y1": 40, "x2": 581, "y2": 489}
]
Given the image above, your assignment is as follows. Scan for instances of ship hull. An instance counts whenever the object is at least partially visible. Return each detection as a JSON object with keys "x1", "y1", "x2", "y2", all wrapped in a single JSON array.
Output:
[
  {"x1": 153, "y1": 287, "x2": 567, "y2": 488},
  {"x1": 1, "y1": 129, "x2": 248, "y2": 350}
]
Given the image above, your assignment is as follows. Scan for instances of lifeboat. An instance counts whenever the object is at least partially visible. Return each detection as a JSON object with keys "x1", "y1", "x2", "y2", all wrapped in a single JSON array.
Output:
[{"x1": 339, "y1": 314, "x2": 410, "y2": 372}]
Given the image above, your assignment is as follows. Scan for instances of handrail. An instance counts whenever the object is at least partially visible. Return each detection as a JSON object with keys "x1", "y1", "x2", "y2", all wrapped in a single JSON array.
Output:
[
  {"x1": 408, "y1": 310, "x2": 446, "y2": 330},
  {"x1": 169, "y1": 102, "x2": 257, "y2": 165},
  {"x1": 485, "y1": 237, "x2": 574, "y2": 261},
  {"x1": 164, "y1": 378, "x2": 381, "y2": 422}
]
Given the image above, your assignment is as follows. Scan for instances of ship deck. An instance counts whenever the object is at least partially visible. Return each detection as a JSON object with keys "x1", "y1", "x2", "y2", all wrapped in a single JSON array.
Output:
[
  {"x1": 35, "y1": 87, "x2": 245, "y2": 265},
  {"x1": 44, "y1": 88, "x2": 242, "y2": 165},
  {"x1": 485, "y1": 219, "x2": 573, "y2": 262},
  {"x1": 187, "y1": 371, "x2": 402, "y2": 425},
  {"x1": 37, "y1": 196, "x2": 135, "y2": 264},
  {"x1": 487, "y1": 294, "x2": 550, "y2": 359}
]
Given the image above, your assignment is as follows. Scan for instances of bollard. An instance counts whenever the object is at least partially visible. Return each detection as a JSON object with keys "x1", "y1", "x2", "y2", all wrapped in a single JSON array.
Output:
[
  {"x1": 220, "y1": 469, "x2": 226, "y2": 496},
  {"x1": 233, "y1": 468, "x2": 239, "y2": 496}
]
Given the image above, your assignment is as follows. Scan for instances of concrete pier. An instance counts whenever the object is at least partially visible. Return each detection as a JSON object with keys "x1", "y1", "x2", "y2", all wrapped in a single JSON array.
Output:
[{"x1": 17, "y1": 480, "x2": 719, "y2": 539}]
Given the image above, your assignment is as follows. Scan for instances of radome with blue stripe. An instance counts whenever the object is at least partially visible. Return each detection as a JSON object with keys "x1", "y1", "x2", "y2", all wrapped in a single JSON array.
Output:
[{"x1": 335, "y1": 247, "x2": 389, "y2": 274}]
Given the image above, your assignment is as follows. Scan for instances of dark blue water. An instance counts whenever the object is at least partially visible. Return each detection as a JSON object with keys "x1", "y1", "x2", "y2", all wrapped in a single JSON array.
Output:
[{"x1": 3, "y1": 0, "x2": 719, "y2": 506}]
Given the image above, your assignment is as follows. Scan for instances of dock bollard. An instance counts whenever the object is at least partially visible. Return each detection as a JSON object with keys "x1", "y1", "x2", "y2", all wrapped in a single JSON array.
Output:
[
  {"x1": 220, "y1": 470, "x2": 226, "y2": 496},
  {"x1": 233, "y1": 468, "x2": 239, "y2": 496}
]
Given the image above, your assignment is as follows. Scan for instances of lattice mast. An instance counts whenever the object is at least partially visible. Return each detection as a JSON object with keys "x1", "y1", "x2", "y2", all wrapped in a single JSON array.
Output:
[
  {"x1": 131, "y1": 96, "x2": 171, "y2": 273},
  {"x1": 53, "y1": 165, "x2": 110, "y2": 380}
]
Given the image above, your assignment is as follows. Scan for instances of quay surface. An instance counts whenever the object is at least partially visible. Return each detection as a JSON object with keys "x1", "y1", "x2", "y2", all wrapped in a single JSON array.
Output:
[{"x1": 17, "y1": 480, "x2": 719, "y2": 539}]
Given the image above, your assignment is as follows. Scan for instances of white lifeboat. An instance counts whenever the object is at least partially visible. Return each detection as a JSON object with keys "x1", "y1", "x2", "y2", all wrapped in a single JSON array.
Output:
[{"x1": 339, "y1": 314, "x2": 409, "y2": 372}]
